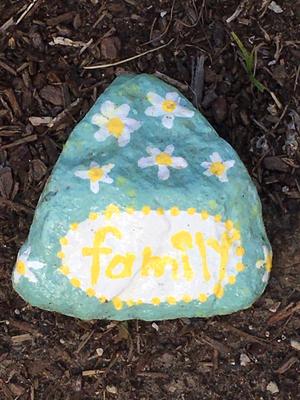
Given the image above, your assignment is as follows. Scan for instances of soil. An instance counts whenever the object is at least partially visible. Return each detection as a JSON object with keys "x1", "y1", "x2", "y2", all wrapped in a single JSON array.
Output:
[{"x1": 0, "y1": 1, "x2": 300, "y2": 399}]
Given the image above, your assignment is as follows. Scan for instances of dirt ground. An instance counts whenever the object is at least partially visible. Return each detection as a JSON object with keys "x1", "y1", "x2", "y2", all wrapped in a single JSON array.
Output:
[{"x1": 0, "y1": 0, "x2": 300, "y2": 399}]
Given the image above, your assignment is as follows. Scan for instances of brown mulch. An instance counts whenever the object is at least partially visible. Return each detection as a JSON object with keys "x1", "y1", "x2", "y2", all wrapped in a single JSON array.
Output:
[{"x1": 0, "y1": 1, "x2": 300, "y2": 399}]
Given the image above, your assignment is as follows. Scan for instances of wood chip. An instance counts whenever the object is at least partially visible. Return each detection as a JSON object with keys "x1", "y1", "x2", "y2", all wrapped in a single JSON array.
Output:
[
  {"x1": 82, "y1": 369, "x2": 104, "y2": 377},
  {"x1": 46, "y1": 12, "x2": 76, "y2": 26},
  {"x1": 40, "y1": 85, "x2": 64, "y2": 106},
  {"x1": 4, "y1": 89, "x2": 22, "y2": 118},
  {"x1": 275, "y1": 356, "x2": 298, "y2": 374},
  {"x1": 49, "y1": 37, "x2": 90, "y2": 48},
  {"x1": 29, "y1": 116, "x2": 53, "y2": 126},
  {"x1": 1, "y1": 134, "x2": 38, "y2": 150},
  {"x1": 0, "y1": 60, "x2": 17, "y2": 76},
  {"x1": 11, "y1": 333, "x2": 32, "y2": 344},
  {"x1": 0, "y1": 167, "x2": 13, "y2": 198},
  {"x1": 290, "y1": 339, "x2": 300, "y2": 351}
]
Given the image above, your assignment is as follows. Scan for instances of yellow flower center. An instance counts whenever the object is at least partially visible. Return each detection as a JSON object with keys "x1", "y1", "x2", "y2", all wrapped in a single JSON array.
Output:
[
  {"x1": 155, "y1": 152, "x2": 173, "y2": 166},
  {"x1": 162, "y1": 100, "x2": 177, "y2": 113},
  {"x1": 16, "y1": 260, "x2": 26, "y2": 275},
  {"x1": 106, "y1": 117, "x2": 124, "y2": 137},
  {"x1": 266, "y1": 253, "x2": 272, "y2": 272},
  {"x1": 209, "y1": 162, "x2": 225, "y2": 176},
  {"x1": 87, "y1": 167, "x2": 104, "y2": 182}
]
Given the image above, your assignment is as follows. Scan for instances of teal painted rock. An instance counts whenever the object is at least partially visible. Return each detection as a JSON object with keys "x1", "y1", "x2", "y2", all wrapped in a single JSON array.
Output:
[{"x1": 12, "y1": 74, "x2": 272, "y2": 321}]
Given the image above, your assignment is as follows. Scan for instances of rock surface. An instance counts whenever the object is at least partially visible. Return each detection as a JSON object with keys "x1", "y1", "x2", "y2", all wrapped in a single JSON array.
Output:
[{"x1": 12, "y1": 74, "x2": 272, "y2": 321}]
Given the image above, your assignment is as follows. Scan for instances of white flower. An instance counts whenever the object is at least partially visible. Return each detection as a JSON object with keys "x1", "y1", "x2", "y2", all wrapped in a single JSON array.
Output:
[
  {"x1": 145, "y1": 92, "x2": 194, "y2": 129},
  {"x1": 75, "y1": 162, "x2": 114, "y2": 193},
  {"x1": 14, "y1": 247, "x2": 45, "y2": 284},
  {"x1": 256, "y1": 245, "x2": 272, "y2": 283},
  {"x1": 138, "y1": 145, "x2": 187, "y2": 180},
  {"x1": 201, "y1": 152, "x2": 235, "y2": 182},
  {"x1": 91, "y1": 101, "x2": 141, "y2": 147}
]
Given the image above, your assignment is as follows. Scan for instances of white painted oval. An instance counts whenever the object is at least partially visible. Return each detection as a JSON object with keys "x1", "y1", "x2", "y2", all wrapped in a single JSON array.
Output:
[{"x1": 58, "y1": 205, "x2": 245, "y2": 309}]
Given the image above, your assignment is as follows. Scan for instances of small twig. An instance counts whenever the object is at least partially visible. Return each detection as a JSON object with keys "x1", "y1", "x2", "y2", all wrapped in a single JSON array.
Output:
[
  {"x1": 16, "y1": 0, "x2": 39, "y2": 25},
  {"x1": 137, "y1": 372, "x2": 169, "y2": 379},
  {"x1": 191, "y1": 55, "x2": 205, "y2": 107},
  {"x1": 0, "y1": 134, "x2": 38, "y2": 150},
  {"x1": 268, "y1": 89, "x2": 282, "y2": 109},
  {"x1": 272, "y1": 104, "x2": 288, "y2": 131},
  {"x1": 84, "y1": 39, "x2": 174, "y2": 70},
  {"x1": 82, "y1": 369, "x2": 104, "y2": 377},
  {"x1": 226, "y1": 0, "x2": 247, "y2": 24},
  {"x1": 178, "y1": 0, "x2": 203, "y2": 28},
  {"x1": 220, "y1": 322, "x2": 269, "y2": 346},
  {"x1": 141, "y1": 0, "x2": 176, "y2": 46},
  {"x1": 199, "y1": 333, "x2": 232, "y2": 354},
  {"x1": 294, "y1": 65, "x2": 300, "y2": 92},
  {"x1": 148, "y1": 16, "x2": 158, "y2": 43},
  {"x1": 259, "y1": 0, "x2": 273, "y2": 18},
  {"x1": 75, "y1": 330, "x2": 95, "y2": 354},
  {"x1": 154, "y1": 71, "x2": 188, "y2": 91},
  {"x1": 268, "y1": 302, "x2": 300, "y2": 326}
]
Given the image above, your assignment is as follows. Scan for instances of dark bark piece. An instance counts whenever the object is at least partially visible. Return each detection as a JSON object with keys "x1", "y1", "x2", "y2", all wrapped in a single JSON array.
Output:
[
  {"x1": 0, "y1": 167, "x2": 13, "y2": 198},
  {"x1": 100, "y1": 36, "x2": 121, "y2": 60},
  {"x1": 40, "y1": 85, "x2": 64, "y2": 106},
  {"x1": 263, "y1": 156, "x2": 290, "y2": 172},
  {"x1": 212, "y1": 96, "x2": 227, "y2": 124}
]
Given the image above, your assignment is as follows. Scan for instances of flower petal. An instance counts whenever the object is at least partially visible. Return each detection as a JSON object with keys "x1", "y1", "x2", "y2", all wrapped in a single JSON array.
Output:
[
  {"x1": 164, "y1": 144, "x2": 174, "y2": 155},
  {"x1": 162, "y1": 115, "x2": 174, "y2": 129},
  {"x1": 117, "y1": 130, "x2": 131, "y2": 147},
  {"x1": 147, "y1": 92, "x2": 163, "y2": 105},
  {"x1": 210, "y1": 152, "x2": 222, "y2": 163},
  {"x1": 138, "y1": 156, "x2": 155, "y2": 168},
  {"x1": 173, "y1": 105, "x2": 194, "y2": 118},
  {"x1": 203, "y1": 170, "x2": 213, "y2": 177},
  {"x1": 102, "y1": 163, "x2": 114, "y2": 173},
  {"x1": 115, "y1": 103, "x2": 130, "y2": 118},
  {"x1": 29, "y1": 261, "x2": 44, "y2": 270},
  {"x1": 124, "y1": 117, "x2": 142, "y2": 132},
  {"x1": 158, "y1": 165, "x2": 170, "y2": 180},
  {"x1": 172, "y1": 156, "x2": 188, "y2": 169},
  {"x1": 13, "y1": 271, "x2": 21, "y2": 283},
  {"x1": 146, "y1": 147, "x2": 160, "y2": 156},
  {"x1": 91, "y1": 113, "x2": 107, "y2": 126},
  {"x1": 100, "y1": 100, "x2": 116, "y2": 118},
  {"x1": 27, "y1": 270, "x2": 38, "y2": 283},
  {"x1": 22, "y1": 246, "x2": 31, "y2": 260},
  {"x1": 224, "y1": 160, "x2": 235, "y2": 169},
  {"x1": 201, "y1": 161, "x2": 211, "y2": 169},
  {"x1": 166, "y1": 92, "x2": 180, "y2": 102},
  {"x1": 218, "y1": 173, "x2": 228, "y2": 182},
  {"x1": 90, "y1": 181, "x2": 100, "y2": 193},
  {"x1": 145, "y1": 105, "x2": 165, "y2": 117},
  {"x1": 94, "y1": 128, "x2": 110, "y2": 142},
  {"x1": 102, "y1": 176, "x2": 113, "y2": 184},
  {"x1": 74, "y1": 170, "x2": 89, "y2": 179},
  {"x1": 90, "y1": 161, "x2": 100, "y2": 168}
]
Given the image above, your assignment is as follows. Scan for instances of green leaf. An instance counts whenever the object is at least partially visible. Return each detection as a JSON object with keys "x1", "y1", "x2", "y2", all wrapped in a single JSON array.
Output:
[{"x1": 231, "y1": 31, "x2": 265, "y2": 92}]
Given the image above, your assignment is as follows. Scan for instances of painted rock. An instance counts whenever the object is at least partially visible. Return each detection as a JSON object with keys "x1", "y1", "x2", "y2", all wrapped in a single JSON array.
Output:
[{"x1": 12, "y1": 74, "x2": 272, "y2": 321}]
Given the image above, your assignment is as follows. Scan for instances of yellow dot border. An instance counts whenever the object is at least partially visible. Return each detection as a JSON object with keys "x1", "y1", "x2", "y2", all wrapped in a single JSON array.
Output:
[{"x1": 57, "y1": 204, "x2": 244, "y2": 310}]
